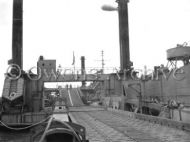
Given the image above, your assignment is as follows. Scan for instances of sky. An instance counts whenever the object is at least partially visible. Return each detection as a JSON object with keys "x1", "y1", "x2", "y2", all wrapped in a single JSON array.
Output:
[{"x1": 1, "y1": 0, "x2": 190, "y2": 92}]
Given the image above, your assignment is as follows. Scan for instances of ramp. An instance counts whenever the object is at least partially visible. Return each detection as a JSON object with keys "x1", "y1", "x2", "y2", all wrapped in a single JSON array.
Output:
[
  {"x1": 59, "y1": 89, "x2": 72, "y2": 106},
  {"x1": 69, "y1": 88, "x2": 84, "y2": 107},
  {"x1": 60, "y1": 88, "x2": 84, "y2": 107}
]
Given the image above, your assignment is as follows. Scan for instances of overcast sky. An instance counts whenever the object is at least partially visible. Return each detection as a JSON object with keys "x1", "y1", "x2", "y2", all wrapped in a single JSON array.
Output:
[{"x1": 1, "y1": 0, "x2": 190, "y2": 93}]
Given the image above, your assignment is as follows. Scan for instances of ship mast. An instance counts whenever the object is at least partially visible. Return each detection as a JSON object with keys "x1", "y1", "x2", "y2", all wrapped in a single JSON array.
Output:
[
  {"x1": 102, "y1": 0, "x2": 132, "y2": 72},
  {"x1": 117, "y1": 0, "x2": 131, "y2": 71},
  {"x1": 9, "y1": 0, "x2": 23, "y2": 69},
  {"x1": 101, "y1": 50, "x2": 105, "y2": 74}
]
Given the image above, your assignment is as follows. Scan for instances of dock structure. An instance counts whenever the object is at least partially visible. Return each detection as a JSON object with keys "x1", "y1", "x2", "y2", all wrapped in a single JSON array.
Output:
[{"x1": 53, "y1": 106, "x2": 190, "y2": 142}]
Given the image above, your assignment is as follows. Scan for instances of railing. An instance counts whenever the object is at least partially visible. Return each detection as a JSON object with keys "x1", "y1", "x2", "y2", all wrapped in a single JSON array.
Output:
[
  {"x1": 142, "y1": 95, "x2": 190, "y2": 106},
  {"x1": 57, "y1": 67, "x2": 120, "y2": 74}
]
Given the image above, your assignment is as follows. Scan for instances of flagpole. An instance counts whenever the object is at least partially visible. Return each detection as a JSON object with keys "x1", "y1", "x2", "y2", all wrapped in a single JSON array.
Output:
[
  {"x1": 74, "y1": 62, "x2": 75, "y2": 74},
  {"x1": 72, "y1": 51, "x2": 75, "y2": 74}
]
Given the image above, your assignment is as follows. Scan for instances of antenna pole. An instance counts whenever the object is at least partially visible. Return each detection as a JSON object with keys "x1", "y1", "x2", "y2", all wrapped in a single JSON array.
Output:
[{"x1": 101, "y1": 50, "x2": 105, "y2": 74}]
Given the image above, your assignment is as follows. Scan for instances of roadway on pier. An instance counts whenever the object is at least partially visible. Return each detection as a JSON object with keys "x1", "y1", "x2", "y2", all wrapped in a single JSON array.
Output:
[
  {"x1": 67, "y1": 107, "x2": 190, "y2": 142},
  {"x1": 57, "y1": 88, "x2": 190, "y2": 142}
]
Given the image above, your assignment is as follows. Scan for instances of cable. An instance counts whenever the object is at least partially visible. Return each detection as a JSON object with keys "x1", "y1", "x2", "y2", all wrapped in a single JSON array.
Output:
[
  {"x1": 39, "y1": 116, "x2": 53, "y2": 142},
  {"x1": 0, "y1": 114, "x2": 83, "y2": 141},
  {"x1": 0, "y1": 115, "x2": 51, "y2": 131}
]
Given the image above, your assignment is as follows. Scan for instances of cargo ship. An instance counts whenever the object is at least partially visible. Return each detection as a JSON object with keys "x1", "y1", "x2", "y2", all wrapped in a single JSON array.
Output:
[{"x1": 0, "y1": 0, "x2": 88, "y2": 141}]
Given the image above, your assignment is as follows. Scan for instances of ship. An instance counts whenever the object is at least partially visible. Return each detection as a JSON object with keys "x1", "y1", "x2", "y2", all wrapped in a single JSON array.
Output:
[
  {"x1": 93, "y1": 0, "x2": 190, "y2": 124},
  {"x1": 1, "y1": 0, "x2": 190, "y2": 141},
  {"x1": 0, "y1": 0, "x2": 89, "y2": 141}
]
